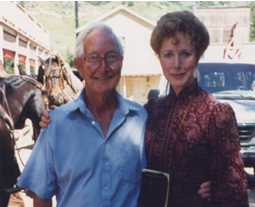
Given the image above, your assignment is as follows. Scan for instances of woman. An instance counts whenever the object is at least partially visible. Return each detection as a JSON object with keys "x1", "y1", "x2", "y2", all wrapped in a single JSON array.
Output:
[{"x1": 145, "y1": 11, "x2": 248, "y2": 206}]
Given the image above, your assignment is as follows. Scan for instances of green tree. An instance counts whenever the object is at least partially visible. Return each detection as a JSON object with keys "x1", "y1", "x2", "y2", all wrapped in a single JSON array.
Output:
[
  {"x1": 127, "y1": 1, "x2": 134, "y2": 7},
  {"x1": 18, "y1": 1, "x2": 25, "y2": 8},
  {"x1": 19, "y1": 63, "x2": 26, "y2": 72},
  {"x1": 66, "y1": 48, "x2": 74, "y2": 68},
  {"x1": 198, "y1": 1, "x2": 215, "y2": 7},
  {"x1": 249, "y1": 2, "x2": 255, "y2": 42},
  {"x1": 87, "y1": 1, "x2": 109, "y2": 6},
  {"x1": 4, "y1": 59, "x2": 14, "y2": 74},
  {"x1": 31, "y1": 67, "x2": 35, "y2": 74}
]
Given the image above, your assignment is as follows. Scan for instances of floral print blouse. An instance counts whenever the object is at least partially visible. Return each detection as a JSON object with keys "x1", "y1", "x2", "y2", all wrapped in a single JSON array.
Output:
[{"x1": 144, "y1": 82, "x2": 248, "y2": 207}]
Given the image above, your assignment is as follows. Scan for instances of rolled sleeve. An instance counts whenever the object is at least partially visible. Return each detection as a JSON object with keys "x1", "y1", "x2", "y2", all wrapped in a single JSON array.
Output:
[{"x1": 17, "y1": 129, "x2": 57, "y2": 199}]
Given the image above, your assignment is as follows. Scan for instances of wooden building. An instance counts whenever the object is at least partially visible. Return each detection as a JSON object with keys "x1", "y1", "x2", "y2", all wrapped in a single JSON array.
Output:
[
  {"x1": 0, "y1": 1, "x2": 50, "y2": 75},
  {"x1": 194, "y1": 6, "x2": 255, "y2": 62}
]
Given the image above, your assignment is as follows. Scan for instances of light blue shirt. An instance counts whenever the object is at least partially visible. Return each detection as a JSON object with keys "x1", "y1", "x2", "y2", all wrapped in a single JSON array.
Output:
[{"x1": 17, "y1": 90, "x2": 147, "y2": 207}]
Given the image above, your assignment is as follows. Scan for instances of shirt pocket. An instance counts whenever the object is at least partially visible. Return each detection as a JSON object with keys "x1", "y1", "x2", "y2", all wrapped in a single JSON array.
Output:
[{"x1": 120, "y1": 147, "x2": 142, "y2": 185}]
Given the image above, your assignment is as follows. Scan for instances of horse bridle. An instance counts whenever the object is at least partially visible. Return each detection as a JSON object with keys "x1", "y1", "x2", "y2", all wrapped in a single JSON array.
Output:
[{"x1": 45, "y1": 55, "x2": 65, "y2": 91}]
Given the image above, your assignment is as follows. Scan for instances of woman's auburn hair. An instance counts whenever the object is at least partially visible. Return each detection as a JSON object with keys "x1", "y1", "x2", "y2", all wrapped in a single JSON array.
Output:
[{"x1": 150, "y1": 10, "x2": 210, "y2": 59}]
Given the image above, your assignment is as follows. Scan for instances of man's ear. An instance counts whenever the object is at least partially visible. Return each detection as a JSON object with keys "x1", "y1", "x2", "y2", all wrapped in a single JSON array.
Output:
[{"x1": 74, "y1": 58, "x2": 84, "y2": 77}]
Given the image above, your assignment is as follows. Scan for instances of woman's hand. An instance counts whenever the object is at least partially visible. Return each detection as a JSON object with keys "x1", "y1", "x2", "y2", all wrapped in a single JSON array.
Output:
[{"x1": 198, "y1": 181, "x2": 211, "y2": 200}]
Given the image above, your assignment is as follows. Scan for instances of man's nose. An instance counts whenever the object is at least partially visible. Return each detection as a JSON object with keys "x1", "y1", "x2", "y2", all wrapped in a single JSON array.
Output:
[{"x1": 98, "y1": 58, "x2": 109, "y2": 71}]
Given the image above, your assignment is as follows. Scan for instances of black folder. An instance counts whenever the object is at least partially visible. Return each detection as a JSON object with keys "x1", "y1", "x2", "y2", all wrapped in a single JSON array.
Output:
[{"x1": 138, "y1": 169, "x2": 170, "y2": 207}]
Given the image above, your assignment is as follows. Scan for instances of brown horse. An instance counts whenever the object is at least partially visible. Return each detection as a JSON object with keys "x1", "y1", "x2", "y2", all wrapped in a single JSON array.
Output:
[
  {"x1": 0, "y1": 75, "x2": 45, "y2": 141},
  {"x1": 39, "y1": 52, "x2": 83, "y2": 106},
  {"x1": 0, "y1": 104, "x2": 21, "y2": 207}
]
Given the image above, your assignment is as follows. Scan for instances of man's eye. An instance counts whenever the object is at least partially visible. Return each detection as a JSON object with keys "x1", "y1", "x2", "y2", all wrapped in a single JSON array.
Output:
[
  {"x1": 107, "y1": 53, "x2": 118, "y2": 60},
  {"x1": 88, "y1": 55, "x2": 100, "y2": 62}
]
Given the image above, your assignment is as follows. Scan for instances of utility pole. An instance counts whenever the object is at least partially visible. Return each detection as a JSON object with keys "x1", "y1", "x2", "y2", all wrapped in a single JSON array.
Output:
[{"x1": 75, "y1": 1, "x2": 79, "y2": 38}]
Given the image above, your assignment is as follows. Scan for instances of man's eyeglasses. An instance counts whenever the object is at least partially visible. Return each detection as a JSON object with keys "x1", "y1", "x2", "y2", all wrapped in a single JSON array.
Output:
[{"x1": 80, "y1": 52, "x2": 122, "y2": 71}]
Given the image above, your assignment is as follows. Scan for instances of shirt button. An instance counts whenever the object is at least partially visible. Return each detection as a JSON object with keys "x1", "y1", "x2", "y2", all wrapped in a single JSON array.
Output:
[
  {"x1": 104, "y1": 186, "x2": 108, "y2": 190},
  {"x1": 91, "y1": 121, "x2": 96, "y2": 125},
  {"x1": 105, "y1": 162, "x2": 108, "y2": 166}
]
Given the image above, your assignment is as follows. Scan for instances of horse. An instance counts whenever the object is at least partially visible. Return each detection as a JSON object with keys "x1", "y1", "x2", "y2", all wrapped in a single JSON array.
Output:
[
  {"x1": 0, "y1": 75, "x2": 45, "y2": 141},
  {"x1": 0, "y1": 104, "x2": 21, "y2": 207},
  {"x1": 39, "y1": 51, "x2": 83, "y2": 106}
]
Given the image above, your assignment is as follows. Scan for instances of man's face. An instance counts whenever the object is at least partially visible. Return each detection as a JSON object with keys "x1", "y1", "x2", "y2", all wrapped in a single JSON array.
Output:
[{"x1": 76, "y1": 29, "x2": 123, "y2": 96}]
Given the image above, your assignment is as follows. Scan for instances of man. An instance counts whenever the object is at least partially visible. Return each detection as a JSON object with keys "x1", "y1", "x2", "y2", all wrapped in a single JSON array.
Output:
[{"x1": 17, "y1": 22, "x2": 147, "y2": 207}]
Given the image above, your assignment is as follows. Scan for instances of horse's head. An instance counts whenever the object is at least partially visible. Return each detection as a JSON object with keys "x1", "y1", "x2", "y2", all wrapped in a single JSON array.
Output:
[{"x1": 41, "y1": 52, "x2": 65, "y2": 106}]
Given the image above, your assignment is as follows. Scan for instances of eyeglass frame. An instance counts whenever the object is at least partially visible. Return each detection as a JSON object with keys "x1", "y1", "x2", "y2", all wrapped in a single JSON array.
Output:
[{"x1": 77, "y1": 51, "x2": 123, "y2": 71}]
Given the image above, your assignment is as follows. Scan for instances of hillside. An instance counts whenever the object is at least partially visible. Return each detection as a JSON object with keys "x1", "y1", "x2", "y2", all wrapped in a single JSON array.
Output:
[{"x1": 21, "y1": 1, "x2": 252, "y2": 62}]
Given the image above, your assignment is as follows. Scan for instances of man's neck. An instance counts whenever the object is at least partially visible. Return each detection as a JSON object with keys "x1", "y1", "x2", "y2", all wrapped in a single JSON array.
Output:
[{"x1": 84, "y1": 90, "x2": 118, "y2": 137}]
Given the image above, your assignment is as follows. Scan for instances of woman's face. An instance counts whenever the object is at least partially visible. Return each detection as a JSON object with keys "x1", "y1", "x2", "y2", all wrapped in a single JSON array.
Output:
[{"x1": 159, "y1": 32, "x2": 198, "y2": 95}]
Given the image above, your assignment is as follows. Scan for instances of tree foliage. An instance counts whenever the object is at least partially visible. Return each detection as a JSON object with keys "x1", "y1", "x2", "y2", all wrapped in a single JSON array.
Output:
[
  {"x1": 248, "y1": 2, "x2": 255, "y2": 41},
  {"x1": 86, "y1": 1, "x2": 110, "y2": 6},
  {"x1": 66, "y1": 48, "x2": 74, "y2": 68},
  {"x1": 4, "y1": 59, "x2": 14, "y2": 74}
]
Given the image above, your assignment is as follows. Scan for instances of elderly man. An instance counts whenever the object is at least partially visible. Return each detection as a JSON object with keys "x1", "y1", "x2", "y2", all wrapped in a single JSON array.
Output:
[{"x1": 17, "y1": 22, "x2": 147, "y2": 207}]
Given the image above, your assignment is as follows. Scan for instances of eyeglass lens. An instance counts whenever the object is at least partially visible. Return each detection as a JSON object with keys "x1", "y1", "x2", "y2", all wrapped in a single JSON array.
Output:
[{"x1": 86, "y1": 53, "x2": 121, "y2": 70}]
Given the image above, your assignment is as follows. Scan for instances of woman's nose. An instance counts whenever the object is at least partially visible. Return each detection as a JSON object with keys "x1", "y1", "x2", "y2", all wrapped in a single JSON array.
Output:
[{"x1": 173, "y1": 55, "x2": 181, "y2": 68}]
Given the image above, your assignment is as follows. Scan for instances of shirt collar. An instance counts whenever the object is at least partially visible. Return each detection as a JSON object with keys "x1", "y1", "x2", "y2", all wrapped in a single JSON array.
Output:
[{"x1": 65, "y1": 89, "x2": 141, "y2": 116}]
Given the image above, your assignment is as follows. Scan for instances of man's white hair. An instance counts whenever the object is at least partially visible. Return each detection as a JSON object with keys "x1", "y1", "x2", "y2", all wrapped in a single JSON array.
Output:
[{"x1": 75, "y1": 22, "x2": 124, "y2": 58}]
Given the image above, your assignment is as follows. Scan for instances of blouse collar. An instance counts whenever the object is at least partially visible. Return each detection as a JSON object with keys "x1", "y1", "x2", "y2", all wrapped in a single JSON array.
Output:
[{"x1": 169, "y1": 81, "x2": 199, "y2": 101}]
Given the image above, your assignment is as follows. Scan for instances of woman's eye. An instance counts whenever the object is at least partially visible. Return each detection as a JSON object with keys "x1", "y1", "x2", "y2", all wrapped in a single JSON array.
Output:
[
  {"x1": 164, "y1": 52, "x2": 173, "y2": 58},
  {"x1": 182, "y1": 52, "x2": 191, "y2": 57}
]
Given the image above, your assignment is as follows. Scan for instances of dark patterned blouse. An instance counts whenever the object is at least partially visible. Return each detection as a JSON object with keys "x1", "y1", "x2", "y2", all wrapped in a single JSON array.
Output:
[{"x1": 144, "y1": 82, "x2": 248, "y2": 207}]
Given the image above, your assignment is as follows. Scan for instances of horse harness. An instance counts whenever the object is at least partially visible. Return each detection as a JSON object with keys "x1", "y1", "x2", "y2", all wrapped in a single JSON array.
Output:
[{"x1": 0, "y1": 75, "x2": 48, "y2": 113}]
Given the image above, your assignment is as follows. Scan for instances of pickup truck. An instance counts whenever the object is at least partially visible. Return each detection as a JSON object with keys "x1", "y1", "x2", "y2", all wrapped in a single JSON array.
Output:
[{"x1": 149, "y1": 61, "x2": 255, "y2": 171}]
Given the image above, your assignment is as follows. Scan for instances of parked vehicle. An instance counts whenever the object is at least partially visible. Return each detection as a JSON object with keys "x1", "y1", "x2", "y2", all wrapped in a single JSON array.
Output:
[{"x1": 149, "y1": 61, "x2": 255, "y2": 170}]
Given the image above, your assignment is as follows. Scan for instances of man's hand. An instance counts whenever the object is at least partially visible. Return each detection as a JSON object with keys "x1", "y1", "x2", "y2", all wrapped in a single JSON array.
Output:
[{"x1": 39, "y1": 105, "x2": 57, "y2": 128}]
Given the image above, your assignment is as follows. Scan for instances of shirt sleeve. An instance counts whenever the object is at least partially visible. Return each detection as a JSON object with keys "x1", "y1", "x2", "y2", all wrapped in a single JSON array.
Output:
[
  {"x1": 17, "y1": 128, "x2": 57, "y2": 199},
  {"x1": 208, "y1": 102, "x2": 248, "y2": 207}
]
